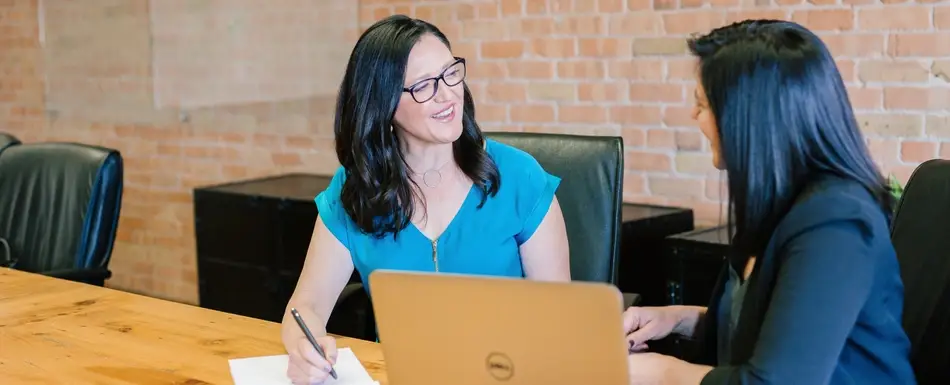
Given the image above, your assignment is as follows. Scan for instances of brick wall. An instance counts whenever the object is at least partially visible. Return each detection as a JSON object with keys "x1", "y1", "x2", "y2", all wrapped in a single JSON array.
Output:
[{"x1": 0, "y1": 0, "x2": 946, "y2": 303}]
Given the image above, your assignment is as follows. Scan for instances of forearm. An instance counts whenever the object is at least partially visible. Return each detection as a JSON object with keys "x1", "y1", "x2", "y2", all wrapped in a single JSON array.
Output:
[
  {"x1": 281, "y1": 300, "x2": 328, "y2": 350},
  {"x1": 671, "y1": 305, "x2": 707, "y2": 338},
  {"x1": 664, "y1": 358, "x2": 714, "y2": 385}
]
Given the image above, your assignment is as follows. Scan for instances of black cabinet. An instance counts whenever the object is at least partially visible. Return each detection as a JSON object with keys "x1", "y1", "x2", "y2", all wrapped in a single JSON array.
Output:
[
  {"x1": 193, "y1": 173, "x2": 339, "y2": 323},
  {"x1": 664, "y1": 225, "x2": 731, "y2": 306},
  {"x1": 617, "y1": 203, "x2": 695, "y2": 306}
]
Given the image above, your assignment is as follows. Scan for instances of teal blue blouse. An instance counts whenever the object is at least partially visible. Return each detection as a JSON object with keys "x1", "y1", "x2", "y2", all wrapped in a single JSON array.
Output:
[{"x1": 315, "y1": 139, "x2": 561, "y2": 293}]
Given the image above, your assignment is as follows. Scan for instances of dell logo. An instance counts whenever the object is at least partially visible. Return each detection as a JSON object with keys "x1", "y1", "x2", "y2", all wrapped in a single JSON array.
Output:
[{"x1": 485, "y1": 352, "x2": 514, "y2": 381}]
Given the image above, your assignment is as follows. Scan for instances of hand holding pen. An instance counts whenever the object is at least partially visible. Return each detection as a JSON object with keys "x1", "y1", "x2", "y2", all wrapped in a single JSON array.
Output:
[{"x1": 286, "y1": 308, "x2": 339, "y2": 384}]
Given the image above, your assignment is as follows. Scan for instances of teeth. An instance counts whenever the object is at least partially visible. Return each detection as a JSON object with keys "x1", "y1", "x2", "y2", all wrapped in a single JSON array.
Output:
[{"x1": 432, "y1": 105, "x2": 453, "y2": 119}]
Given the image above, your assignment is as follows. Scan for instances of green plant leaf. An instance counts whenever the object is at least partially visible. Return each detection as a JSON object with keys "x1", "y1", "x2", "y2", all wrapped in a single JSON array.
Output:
[{"x1": 888, "y1": 174, "x2": 904, "y2": 202}]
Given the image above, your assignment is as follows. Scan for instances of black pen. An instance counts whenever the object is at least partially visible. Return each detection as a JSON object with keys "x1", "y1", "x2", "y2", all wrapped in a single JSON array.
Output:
[{"x1": 290, "y1": 307, "x2": 338, "y2": 380}]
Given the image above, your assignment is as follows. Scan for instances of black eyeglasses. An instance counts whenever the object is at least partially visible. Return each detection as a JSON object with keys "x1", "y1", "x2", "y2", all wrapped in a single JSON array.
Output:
[{"x1": 403, "y1": 57, "x2": 467, "y2": 104}]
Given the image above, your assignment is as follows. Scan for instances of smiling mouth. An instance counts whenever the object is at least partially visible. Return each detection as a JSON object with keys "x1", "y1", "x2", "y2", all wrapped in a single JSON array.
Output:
[{"x1": 431, "y1": 104, "x2": 455, "y2": 121}]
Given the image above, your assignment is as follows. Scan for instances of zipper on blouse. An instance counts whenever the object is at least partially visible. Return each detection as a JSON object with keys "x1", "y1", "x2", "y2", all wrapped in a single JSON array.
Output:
[{"x1": 431, "y1": 238, "x2": 439, "y2": 272}]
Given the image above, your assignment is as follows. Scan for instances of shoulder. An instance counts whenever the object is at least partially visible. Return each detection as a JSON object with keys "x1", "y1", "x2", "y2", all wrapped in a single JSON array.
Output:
[
  {"x1": 484, "y1": 138, "x2": 557, "y2": 187},
  {"x1": 316, "y1": 166, "x2": 346, "y2": 203},
  {"x1": 314, "y1": 166, "x2": 353, "y2": 235},
  {"x1": 772, "y1": 176, "x2": 891, "y2": 253},
  {"x1": 484, "y1": 139, "x2": 562, "y2": 241},
  {"x1": 314, "y1": 166, "x2": 365, "y2": 248},
  {"x1": 484, "y1": 138, "x2": 561, "y2": 192}
]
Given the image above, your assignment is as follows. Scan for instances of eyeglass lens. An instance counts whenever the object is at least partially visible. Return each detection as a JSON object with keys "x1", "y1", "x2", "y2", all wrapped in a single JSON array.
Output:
[{"x1": 410, "y1": 60, "x2": 466, "y2": 103}]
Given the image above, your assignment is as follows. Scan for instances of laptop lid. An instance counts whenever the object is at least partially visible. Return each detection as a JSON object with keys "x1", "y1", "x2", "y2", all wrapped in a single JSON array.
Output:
[{"x1": 369, "y1": 270, "x2": 630, "y2": 385}]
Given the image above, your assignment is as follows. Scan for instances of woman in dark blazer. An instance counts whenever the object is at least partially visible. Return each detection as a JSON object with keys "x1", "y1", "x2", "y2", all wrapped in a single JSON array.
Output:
[{"x1": 622, "y1": 20, "x2": 917, "y2": 385}]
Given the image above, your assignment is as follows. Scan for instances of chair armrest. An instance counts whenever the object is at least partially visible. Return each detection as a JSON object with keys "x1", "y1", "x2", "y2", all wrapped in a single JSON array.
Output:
[
  {"x1": 328, "y1": 283, "x2": 377, "y2": 341},
  {"x1": 0, "y1": 237, "x2": 15, "y2": 268},
  {"x1": 338, "y1": 282, "x2": 365, "y2": 305},
  {"x1": 623, "y1": 292, "x2": 641, "y2": 308},
  {"x1": 41, "y1": 268, "x2": 112, "y2": 286}
]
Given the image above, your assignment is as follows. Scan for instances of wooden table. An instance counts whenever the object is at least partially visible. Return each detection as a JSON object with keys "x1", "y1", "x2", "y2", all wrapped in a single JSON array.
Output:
[{"x1": 0, "y1": 268, "x2": 388, "y2": 384}]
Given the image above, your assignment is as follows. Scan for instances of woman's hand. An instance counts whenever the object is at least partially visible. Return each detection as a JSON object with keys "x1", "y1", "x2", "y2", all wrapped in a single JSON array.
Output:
[
  {"x1": 286, "y1": 335, "x2": 338, "y2": 385},
  {"x1": 622, "y1": 306, "x2": 684, "y2": 351},
  {"x1": 628, "y1": 352, "x2": 714, "y2": 385},
  {"x1": 627, "y1": 352, "x2": 673, "y2": 384}
]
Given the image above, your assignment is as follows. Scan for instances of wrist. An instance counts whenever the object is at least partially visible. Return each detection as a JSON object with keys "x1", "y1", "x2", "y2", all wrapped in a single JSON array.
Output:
[
  {"x1": 667, "y1": 360, "x2": 714, "y2": 384},
  {"x1": 670, "y1": 305, "x2": 705, "y2": 337}
]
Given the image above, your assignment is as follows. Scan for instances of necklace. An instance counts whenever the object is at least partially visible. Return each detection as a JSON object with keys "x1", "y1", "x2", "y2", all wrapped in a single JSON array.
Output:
[{"x1": 413, "y1": 159, "x2": 452, "y2": 188}]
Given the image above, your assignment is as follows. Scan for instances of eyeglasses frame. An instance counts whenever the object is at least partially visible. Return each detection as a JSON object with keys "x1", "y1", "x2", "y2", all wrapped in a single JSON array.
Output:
[{"x1": 402, "y1": 57, "x2": 467, "y2": 104}]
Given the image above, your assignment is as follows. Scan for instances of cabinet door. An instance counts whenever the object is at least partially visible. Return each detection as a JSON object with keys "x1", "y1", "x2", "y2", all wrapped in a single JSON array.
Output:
[
  {"x1": 194, "y1": 191, "x2": 281, "y2": 320},
  {"x1": 665, "y1": 246, "x2": 725, "y2": 306},
  {"x1": 275, "y1": 199, "x2": 318, "y2": 310},
  {"x1": 276, "y1": 200, "x2": 363, "y2": 303},
  {"x1": 198, "y1": 258, "x2": 282, "y2": 322},
  {"x1": 194, "y1": 191, "x2": 278, "y2": 267}
]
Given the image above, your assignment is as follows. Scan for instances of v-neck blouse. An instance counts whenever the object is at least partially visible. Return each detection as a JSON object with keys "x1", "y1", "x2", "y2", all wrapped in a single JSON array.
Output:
[{"x1": 314, "y1": 139, "x2": 561, "y2": 294}]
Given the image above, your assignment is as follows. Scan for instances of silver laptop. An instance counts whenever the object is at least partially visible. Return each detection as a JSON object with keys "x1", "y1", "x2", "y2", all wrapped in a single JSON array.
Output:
[{"x1": 369, "y1": 270, "x2": 630, "y2": 385}]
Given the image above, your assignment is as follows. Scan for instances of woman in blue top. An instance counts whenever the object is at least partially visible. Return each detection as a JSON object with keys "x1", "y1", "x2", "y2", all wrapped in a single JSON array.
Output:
[
  {"x1": 621, "y1": 20, "x2": 916, "y2": 384},
  {"x1": 280, "y1": 15, "x2": 570, "y2": 384}
]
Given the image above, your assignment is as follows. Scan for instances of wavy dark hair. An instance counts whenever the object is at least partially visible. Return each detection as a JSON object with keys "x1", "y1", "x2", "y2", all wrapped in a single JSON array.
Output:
[
  {"x1": 688, "y1": 19, "x2": 894, "y2": 258},
  {"x1": 334, "y1": 15, "x2": 501, "y2": 239}
]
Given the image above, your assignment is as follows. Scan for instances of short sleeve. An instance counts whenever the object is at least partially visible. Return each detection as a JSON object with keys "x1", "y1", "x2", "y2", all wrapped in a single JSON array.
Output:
[
  {"x1": 514, "y1": 157, "x2": 561, "y2": 245},
  {"x1": 314, "y1": 166, "x2": 352, "y2": 250}
]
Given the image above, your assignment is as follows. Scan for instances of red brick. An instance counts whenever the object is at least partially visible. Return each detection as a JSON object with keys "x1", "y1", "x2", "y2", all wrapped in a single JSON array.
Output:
[
  {"x1": 888, "y1": 33, "x2": 950, "y2": 57},
  {"x1": 607, "y1": 13, "x2": 663, "y2": 35},
  {"x1": 630, "y1": 83, "x2": 684, "y2": 103},
  {"x1": 558, "y1": 105, "x2": 608, "y2": 124},
  {"x1": 558, "y1": 61, "x2": 607, "y2": 79},
  {"x1": 5, "y1": 0, "x2": 947, "y2": 306},
  {"x1": 646, "y1": 129, "x2": 676, "y2": 149},
  {"x1": 900, "y1": 141, "x2": 937, "y2": 163},
  {"x1": 858, "y1": 7, "x2": 931, "y2": 31},
  {"x1": 511, "y1": 105, "x2": 556, "y2": 123},
  {"x1": 663, "y1": 11, "x2": 727, "y2": 35},
  {"x1": 610, "y1": 106, "x2": 663, "y2": 125},
  {"x1": 530, "y1": 38, "x2": 577, "y2": 58},
  {"x1": 648, "y1": 176, "x2": 704, "y2": 198},
  {"x1": 884, "y1": 87, "x2": 950, "y2": 110},
  {"x1": 481, "y1": 41, "x2": 525, "y2": 59},
  {"x1": 578, "y1": 82, "x2": 628, "y2": 102},
  {"x1": 626, "y1": 151, "x2": 673, "y2": 172},
  {"x1": 858, "y1": 60, "x2": 930, "y2": 83},
  {"x1": 792, "y1": 9, "x2": 854, "y2": 31}
]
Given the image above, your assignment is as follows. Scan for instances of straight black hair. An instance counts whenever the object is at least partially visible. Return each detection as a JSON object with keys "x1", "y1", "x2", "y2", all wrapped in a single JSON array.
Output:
[
  {"x1": 334, "y1": 15, "x2": 500, "y2": 239},
  {"x1": 688, "y1": 20, "x2": 894, "y2": 258}
]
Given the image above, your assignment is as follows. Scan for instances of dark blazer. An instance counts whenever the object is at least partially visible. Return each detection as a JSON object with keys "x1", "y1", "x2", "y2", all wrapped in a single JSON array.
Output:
[{"x1": 695, "y1": 176, "x2": 917, "y2": 385}]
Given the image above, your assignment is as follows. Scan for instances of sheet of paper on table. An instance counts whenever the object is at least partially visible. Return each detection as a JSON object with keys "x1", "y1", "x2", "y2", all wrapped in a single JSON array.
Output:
[{"x1": 228, "y1": 347, "x2": 379, "y2": 385}]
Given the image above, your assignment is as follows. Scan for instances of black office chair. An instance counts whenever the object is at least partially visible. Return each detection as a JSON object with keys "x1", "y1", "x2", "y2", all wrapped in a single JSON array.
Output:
[
  {"x1": 0, "y1": 132, "x2": 20, "y2": 152},
  {"x1": 486, "y1": 132, "x2": 633, "y2": 302},
  {"x1": 327, "y1": 132, "x2": 637, "y2": 341},
  {"x1": 0, "y1": 142, "x2": 124, "y2": 286},
  {"x1": 890, "y1": 159, "x2": 950, "y2": 385}
]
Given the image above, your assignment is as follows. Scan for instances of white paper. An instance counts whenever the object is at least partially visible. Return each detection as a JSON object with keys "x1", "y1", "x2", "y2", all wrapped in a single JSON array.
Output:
[{"x1": 228, "y1": 347, "x2": 379, "y2": 385}]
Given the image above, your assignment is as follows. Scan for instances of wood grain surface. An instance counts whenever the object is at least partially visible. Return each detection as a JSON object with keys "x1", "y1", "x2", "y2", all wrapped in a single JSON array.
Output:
[{"x1": 0, "y1": 268, "x2": 387, "y2": 384}]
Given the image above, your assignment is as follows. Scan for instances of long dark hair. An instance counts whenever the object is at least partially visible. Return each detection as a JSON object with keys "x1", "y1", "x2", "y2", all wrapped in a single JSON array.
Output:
[
  {"x1": 334, "y1": 15, "x2": 500, "y2": 239},
  {"x1": 688, "y1": 19, "x2": 894, "y2": 257}
]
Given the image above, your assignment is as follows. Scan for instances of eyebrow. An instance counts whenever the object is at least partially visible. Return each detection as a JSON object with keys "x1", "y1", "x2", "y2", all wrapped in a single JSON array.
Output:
[{"x1": 408, "y1": 58, "x2": 457, "y2": 85}]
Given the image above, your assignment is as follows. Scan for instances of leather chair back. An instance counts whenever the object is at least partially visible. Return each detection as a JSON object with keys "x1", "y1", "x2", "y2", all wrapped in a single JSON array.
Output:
[
  {"x1": 890, "y1": 159, "x2": 950, "y2": 385},
  {"x1": 0, "y1": 132, "x2": 20, "y2": 152},
  {"x1": 0, "y1": 142, "x2": 123, "y2": 285},
  {"x1": 486, "y1": 132, "x2": 624, "y2": 284}
]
